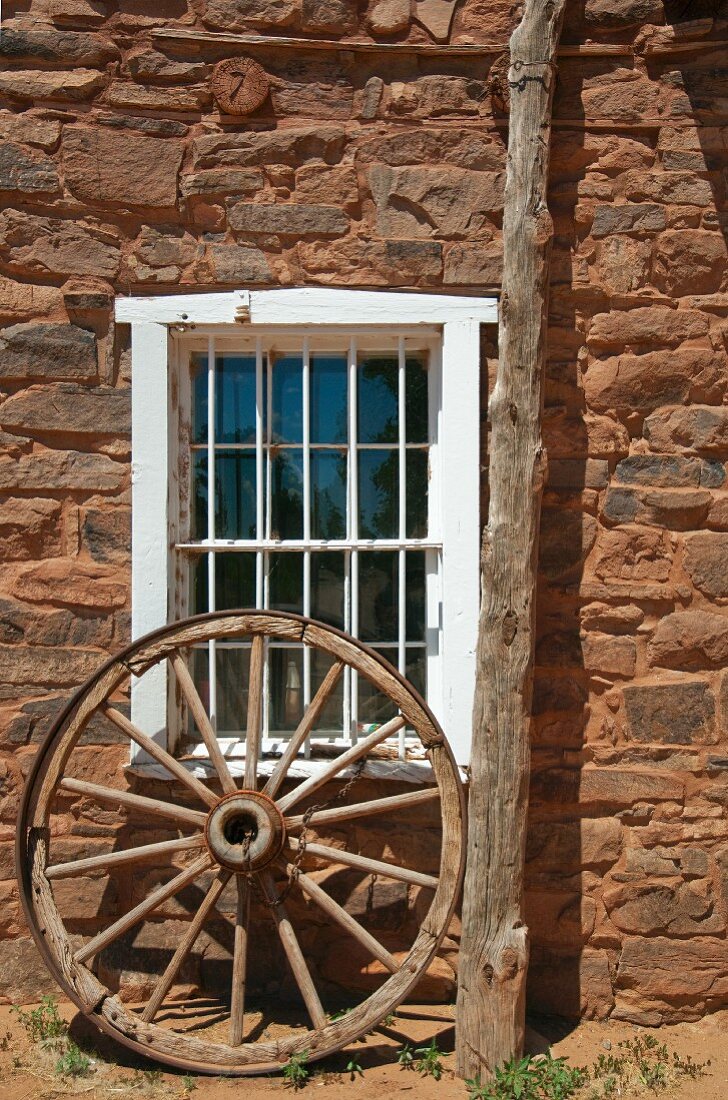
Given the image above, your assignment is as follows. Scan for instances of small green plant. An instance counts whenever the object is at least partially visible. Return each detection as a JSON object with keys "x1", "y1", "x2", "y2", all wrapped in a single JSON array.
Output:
[
  {"x1": 143, "y1": 1068, "x2": 164, "y2": 1085},
  {"x1": 11, "y1": 995, "x2": 67, "y2": 1044},
  {"x1": 345, "y1": 1054, "x2": 364, "y2": 1080},
  {"x1": 282, "y1": 1050, "x2": 311, "y2": 1090},
  {"x1": 55, "y1": 1040, "x2": 92, "y2": 1078},
  {"x1": 181, "y1": 1073, "x2": 198, "y2": 1093},
  {"x1": 329, "y1": 1007, "x2": 351, "y2": 1022},
  {"x1": 465, "y1": 1053, "x2": 585, "y2": 1100},
  {"x1": 397, "y1": 1042, "x2": 415, "y2": 1069},
  {"x1": 415, "y1": 1038, "x2": 444, "y2": 1081}
]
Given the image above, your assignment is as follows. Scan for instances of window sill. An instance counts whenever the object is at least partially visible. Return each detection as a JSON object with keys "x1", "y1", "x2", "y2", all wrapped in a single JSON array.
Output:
[{"x1": 124, "y1": 754, "x2": 445, "y2": 786}]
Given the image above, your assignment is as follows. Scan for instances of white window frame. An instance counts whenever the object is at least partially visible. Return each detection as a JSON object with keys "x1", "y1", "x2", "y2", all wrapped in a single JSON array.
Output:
[{"x1": 116, "y1": 288, "x2": 497, "y2": 767}]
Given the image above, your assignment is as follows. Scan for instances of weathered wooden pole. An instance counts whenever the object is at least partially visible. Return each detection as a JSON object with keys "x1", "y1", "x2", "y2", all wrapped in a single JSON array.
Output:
[{"x1": 456, "y1": 0, "x2": 567, "y2": 1081}]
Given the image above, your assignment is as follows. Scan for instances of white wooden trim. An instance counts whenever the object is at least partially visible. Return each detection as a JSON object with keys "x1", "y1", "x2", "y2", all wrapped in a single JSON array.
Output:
[
  {"x1": 131, "y1": 322, "x2": 170, "y2": 747},
  {"x1": 439, "y1": 319, "x2": 481, "y2": 764},
  {"x1": 116, "y1": 288, "x2": 497, "y2": 327},
  {"x1": 127, "y1": 290, "x2": 494, "y2": 765}
]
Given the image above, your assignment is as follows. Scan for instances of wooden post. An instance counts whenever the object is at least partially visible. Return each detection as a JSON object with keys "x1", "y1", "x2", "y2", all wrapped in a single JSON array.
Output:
[{"x1": 456, "y1": 0, "x2": 567, "y2": 1081}]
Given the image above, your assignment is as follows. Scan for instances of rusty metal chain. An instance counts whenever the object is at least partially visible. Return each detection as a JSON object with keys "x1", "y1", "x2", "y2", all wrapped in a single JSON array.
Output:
[{"x1": 250, "y1": 755, "x2": 368, "y2": 910}]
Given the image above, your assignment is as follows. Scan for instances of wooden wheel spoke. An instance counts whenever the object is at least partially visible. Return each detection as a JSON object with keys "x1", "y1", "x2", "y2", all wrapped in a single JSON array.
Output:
[
  {"x1": 282, "y1": 862, "x2": 398, "y2": 974},
  {"x1": 285, "y1": 787, "x2": 439, "y2": 830},
  {"x1": 142, "y1": 869, "x2": 231, "y2": 1023},
  {"x1": 276, "y1": 715, "x2": 405, "y2": 815},
  {"x1": 263, "y1": 660, "x2": 344, "y2": 799},
  {"x1": 261, "y1": 872, "x2": 326, "y2": 1030},
  {"x1": 230, "y1": 877, "x2": 250, "y2": 1045},
  {"x1": 46, "y1": 834, "x2": 206, "y2": 880},
  {"x1": 103, "y1": 706, "x2": 217, "y2": 808},
  {"x1": 287, "y1": 836, "x2": 438, "y2": 890},
  {"x1": 171, "y1": 652, "x2": 237, "y2": 795},
  {"x1": 244, "y1": 635, "x2": 264, "y2": 791},
  {"x1": 59, "y1": 777, "x2": 208, "y2": 829},
  {"x1": 74, "y1": 853, "x2": 212, "y2": 964}
]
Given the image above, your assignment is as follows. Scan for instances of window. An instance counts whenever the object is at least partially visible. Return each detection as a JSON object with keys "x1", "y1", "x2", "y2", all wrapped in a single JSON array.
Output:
[{"x1": 119, "y1": 289, "x2": 497, "y2": 767}]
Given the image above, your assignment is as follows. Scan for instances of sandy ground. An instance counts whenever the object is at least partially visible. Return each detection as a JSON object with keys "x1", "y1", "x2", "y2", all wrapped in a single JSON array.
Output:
[{"x1": 0, "y1": 999, "x2": 725, "y2": 1100}]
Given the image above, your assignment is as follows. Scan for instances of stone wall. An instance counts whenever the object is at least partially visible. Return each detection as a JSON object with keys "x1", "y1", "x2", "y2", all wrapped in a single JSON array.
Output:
[{"x1": 0, "y1": 0, "x2": 727, "y2": 1025}]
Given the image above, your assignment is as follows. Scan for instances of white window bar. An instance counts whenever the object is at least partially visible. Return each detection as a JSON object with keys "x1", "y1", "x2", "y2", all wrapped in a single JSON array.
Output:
[
  {"x1": 255, "y1": 335, "x2": 264, "y2": 608},
  {"x1": 348, "y1": 334, "x2": 358, "y2": 746},
  {"x1": 400, "y1": 344, "x2": 410, "y2": 749},
  {"x1": 302, "y1": 336, "x2": 312, "y2": 757},
  {"x1": 262, "y1": 342, "x2": 274, "y2": 739},
  {"x1": 206, "y1": 334, "x2": 217, "y2": 733}
]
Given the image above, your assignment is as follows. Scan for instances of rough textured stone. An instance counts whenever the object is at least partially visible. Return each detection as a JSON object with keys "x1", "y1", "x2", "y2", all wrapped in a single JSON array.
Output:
[
  {"x1": 649, "y1": 610, "x2": 728, "y2": 671},
  {"x1": 584, "y1": 0, "x2": 663, "y2": 26},
  {"x1": 596, "y1": 235, "x2": 651, "y2": 293},
  {"x1": 14, "y1": 559, "x2": 127, "y2": 610},
  {"x1": 584, "y1": 350, "x2": 724, "y2": 417},
  {"x1": 604, "y1": 881, "x2": 723, "y2": 935},
  {"x1": 0, "y1": 323, "x2": 97, "y2": 382},
  {"x1": 603, "y1": 486, "x2": 712, "y2": 531},
  {"x1": 295, "y1": 165, "x2": 358, "y2": 206},
  {"x1": 63, "y1": 127, "x2": 183, "y2": 209},
  {"x1": 527, "y1": 818, "x2": 622, "y2": 869},
  {"x1": 527, "y1": 948, "x2": 614, "y2": 1020},
  {"x1": 582, "y1": 634, "x2": 637, "y2": 678},
  {"x1": 0, "y1": 210, "x2": 120, "y2": 279},
  {"x1": 298, "y1": 237, "x2": 442, "y2": 285},
  {"x1": 227, "y1": 202, "x2": 348, "y2": 237},
  {"x1": 359, "y1": 128, "x2": 506, "y2": 170},
  {"x1": 367, "y1": 0, "x2": 410, "y2": 33},
  {"x1": 444, "y1": 240, "x2": 502, "y2": 285},
  {"x1": 622, "y1": 170, "x2": 713, "y2": 207},
  {"x1": 0, "y1": 936, "x2": 58, "y2": 1003},
  {"x1": 0, "y1": 498, "x2": 62, "y2": 561},
  {"x1": 616, "y1": 936, "x2": 728, "y2": 1008},
  {"x1": 644, "y1": 406, "x2": 728, "y2": 454},
  {"x1": 591, "y1": 204, "x2": 665, "y2": 237},
  {"x1": 539, "y1": 510, "x2": 597, "y2": 581},
  {"x1": 0, "y1": 276, "x2": 62, "y2": 324},
  {"x1": 0, "y1": 449, "x2": 125, "y2": 492},
  {"x1": 0, "y1": 384, "x2": 129, "y2": 436},
  {"x1": 193, "y1": 125, "x2": 346, "y2": 169},
  {"x1": 302, "y1": 0, "x2": 357, "y2": 32},
  {"x1": 526, "y1": 891, "x2": 596, "y2": 946},
  {"x1": 181, "y1": 167, "x2": 263, "y2": 198},
  {"x1": 615, "y1": 455, "x2": 723, "y2": 489},
  {"x1": 652, "y1": 231, "x2": 727, "y2": 297},
  {"x1": 623, "y1": 681, "x2": 717, "y2": 744},
  {"x1": 587, "y1": 307, "x2": 710, "y2": 351},
  {"x1": 104, "y1": 83, "x2": 211, "y2": 113},
  {"x1": 592, "y1": 526, "x2": 671, "y2": 581},
  {"x1": 0, "y1": 142, "x2": 59, "y2": 195},
  {"x1": 0, "y1": 21, "x2": 118, "y2": 65},
  {"x1": 683, "y1": 533, "x2": 728, "y2": 599},
  {"x1": 203, "y1": 0, "x2": 299, "y2": 30},
  {"x1": 81, "y1": 509, "x2": 130, "y2": 563},
  {"x1": 128, "y1": 49, "x2": 209, "y2": 83},
  {"x1": 207, "y1": 244, "x2": 273, "y2": 283},
  {"x1": 0, "y1": 110, "x2": 62, "y2": 151},
  {"x1": 370, "y1": 165, "x2": 503, "y2": 239},
  {"x1": 580, "y1": 603, "x2": 644, "y2": 634},
  {"x1": 0, "y1": 69, "x2": 105, "y2": 101},
  {"x1": 0, "y1": 643, "x2": 104, "y2": 686}
]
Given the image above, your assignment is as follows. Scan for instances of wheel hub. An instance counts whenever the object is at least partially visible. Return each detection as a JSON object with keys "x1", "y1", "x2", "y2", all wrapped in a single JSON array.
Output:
[{"x1": 205, "y1": 790, "x2": 285, "y2": 872}]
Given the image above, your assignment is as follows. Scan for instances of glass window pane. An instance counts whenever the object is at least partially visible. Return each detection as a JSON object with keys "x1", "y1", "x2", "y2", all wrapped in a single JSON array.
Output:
[
  {"x1": 311, "y1": 354, "x2": 347, "y2": 444},
  {"x1": 191, "y1": 553, "x2": 256, "y2": 614},
  {"x1": 268, "y1": 552, "x2": 303, "y2": 615},
  {"x1": 191, "y1": 353, "x2": 208, "y2": 445},
  {"x1": 359, "y1": 449, "x2": 397, "y2": 539},
  {"x1": 311, "y1": 551, "x2": 346, "y2": 629},
  {"x1": 406, "y1": 450, "x2": 428, "y2": 538},
  {"x1": 215, "y1": 451, "x2": 257, "y2": 539},
  {"x1": 192, "y1": 451, "x2": 207, "y2": 540},
  {"x1": 358, "y1": 647, "x2": 398, "y2": 729},
  {"x1": 406, "y1": 551, "x2": 426, "y2": 642},
  {"x1": 216, "y1": 354, "x2": 257, "y2": 444},
  {"x1": 271, "y1": 355, "x2": 303, "y2": 444},
  {"x1": 217, "y1": 645, "x2": 251, "y2": 734},
  {"x1": 310, "y1": 649, "x2": 343, "y2": 736},
  {"x1": 406, "y1": 355, "x2": 428, "y2": 444},
  {"x1": 359, "y1": 550, "x2": 397, "y2": 643},
  {"x1": 358, "y1": 356, "x2": 397, "y2": 443},
  {"x1": 271, "y1": 450, "x2": 303, "y2": 540},
  {"x1": 269, "y1": 646, "x2": 304, "y2": 733},
  {"x1": 311, "y1": 451, "x2": 346, "y2": 540},
  {"x1": 187, "y1": 646, "x2": 211, "y2": 741},
  {"x1": 406, "y1": 648, "x2": 426, "y2": 700}
]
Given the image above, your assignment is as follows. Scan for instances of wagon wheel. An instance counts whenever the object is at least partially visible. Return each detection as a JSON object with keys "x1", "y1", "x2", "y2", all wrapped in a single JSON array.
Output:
[{"x1": 17, "y1": 611, "x2": 465, "y2": 1076}]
